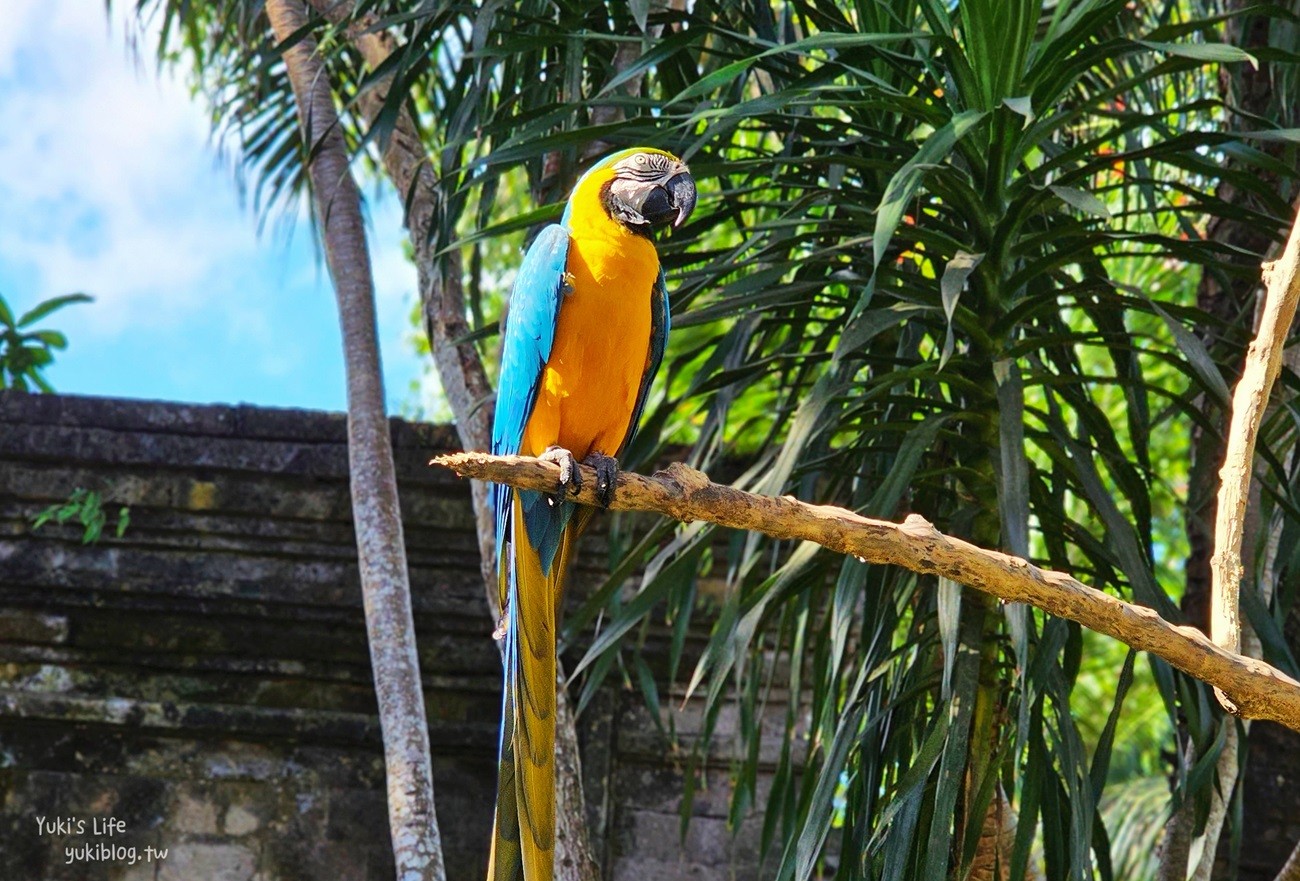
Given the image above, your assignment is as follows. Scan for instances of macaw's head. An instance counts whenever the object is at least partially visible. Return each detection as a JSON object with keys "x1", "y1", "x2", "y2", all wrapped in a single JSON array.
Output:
[{"x1": 570, "y1": 148, "x2": 696, "y2": 235}]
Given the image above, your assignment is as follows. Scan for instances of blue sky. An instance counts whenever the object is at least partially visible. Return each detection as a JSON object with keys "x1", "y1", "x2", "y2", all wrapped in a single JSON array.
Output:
[{"x1": 0, "y1": 1, "x2": 430, "y2": 415}]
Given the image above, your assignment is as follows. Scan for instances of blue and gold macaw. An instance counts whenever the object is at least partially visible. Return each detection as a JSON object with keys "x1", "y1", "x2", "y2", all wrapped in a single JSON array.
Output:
[{"x1": 488, "y1": 147, "x2": 696, "y2": 881}]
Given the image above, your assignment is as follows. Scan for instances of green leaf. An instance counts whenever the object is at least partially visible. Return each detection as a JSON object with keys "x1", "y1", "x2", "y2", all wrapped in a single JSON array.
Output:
[
  {"x1": 785, "y1": 664, "x2": 870, "y2": 881},
  {"x1": 1003, "y1": 95, "x2": 1035, "y2": 122},
  {"x1": 1237, "y1": 128, "x2": 1300, "y2": 143},
  {"x1": 939, "y1": 250, "x2": 984, "y2": 367},
  {"x1": 1242, "y1": 588, "x2": 1299, "y2": 677},
  {"x1": 31, "y1": 330, "x2": 68, "y2": 349},
  {"x1": 936, "y1": 577, "x2": 961, "y2": 700},
  {"x1": 1049, "y1": 185, "x2": 1112, "y2": 219},
  {"x1": 671, "y1": 58, "x2": 756, "y2": 103},
  {"x1": 1134, "y1": 291, "x2": 1232, "y2": 407},
  {"x1": 1138, "y1": 40, "x2": 1258, "y2": 69},
  {"x1": 919, "y1": 613, "x2": 981, "y2": 881},
  {"x1": 865, "y1": 413, "x2": 952, "y2": 517},
  {"x1": 1088, "y1": 650, "x2": 1137, "y2": 801},
  {"x1": 873, "y1": 110, "x2": 986, "y2": 269},
  {"x1": 115, "y1": 507, "x2": 131, "y2": 539},
  {"x1": 674, "y1": 24, "x2": 928, "y2": 110},
  {"x1": 17, "y1": 293, "x2": 93, "y2": 327},
  {"x1": 571, "y1": 539, "x2": 704, "y2": 680},
  {"x1": 629, "y1": 0, "x2": 650, "y2": 33}
]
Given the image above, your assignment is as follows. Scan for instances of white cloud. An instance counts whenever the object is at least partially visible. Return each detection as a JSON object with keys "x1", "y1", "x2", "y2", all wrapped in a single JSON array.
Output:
[
  {"x1": 0, "y1": 0, "x2": 423, "y2": 410},
  {"x1": 0, "y1": 1, "x2": 257, "y2": 335},
  {"x1": 0, "y1": 0, "x2": 41, "y2": 81}
]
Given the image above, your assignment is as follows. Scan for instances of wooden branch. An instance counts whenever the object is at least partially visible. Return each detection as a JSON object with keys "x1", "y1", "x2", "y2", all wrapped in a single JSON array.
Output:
[
  {"x1": 434, "y1": 452, "x2": 1300, "y2": 734},
  {"x1": 1210, "y1": 207, "x2": 1300, "y2": 708},
  {"x1": 1194, "y1": 208, "x2": 1300, "y2": 880}
]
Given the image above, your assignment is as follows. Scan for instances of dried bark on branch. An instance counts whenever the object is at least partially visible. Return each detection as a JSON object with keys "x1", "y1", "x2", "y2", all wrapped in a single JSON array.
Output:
[
  {"x1": 434, "y1": 452, "x2": 1300, "y2": 734},
  {"x1": 266, "y1": 2, "x2": 445, "y2": 879},
  {"x1": 1195, "y1": 208, "x2": 1300, "y2": 881},
  {"x1": 1210, "y1": 208, "x2": 1300, "y2": 695}
]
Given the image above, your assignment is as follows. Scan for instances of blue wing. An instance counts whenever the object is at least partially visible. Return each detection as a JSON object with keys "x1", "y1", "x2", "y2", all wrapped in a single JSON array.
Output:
[{"x1": 491, "y1": 224, "x2": 571, "y2": 563}]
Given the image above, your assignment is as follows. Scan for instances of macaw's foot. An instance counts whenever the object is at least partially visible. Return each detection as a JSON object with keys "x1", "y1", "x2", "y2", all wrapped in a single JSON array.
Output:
[
  {"x1": 538, "y1": 445, "x2": 581, "y2": 499},
  {"x1": 582, "y1": 452, "x2": 619, "y2": 508}
]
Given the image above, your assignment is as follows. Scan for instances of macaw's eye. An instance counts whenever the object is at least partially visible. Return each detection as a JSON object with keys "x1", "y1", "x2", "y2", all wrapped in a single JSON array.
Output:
[{"x1": 635, "y1": 154, "x2": 649, "y2": 166}]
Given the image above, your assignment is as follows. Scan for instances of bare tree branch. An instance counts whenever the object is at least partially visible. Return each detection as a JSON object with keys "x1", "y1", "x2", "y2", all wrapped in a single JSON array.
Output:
[
  {"x1": 1194, "y1": 210, "x2": 1300, "y2": 879},
  {"x1": 1211, "y1": 207, "x2": 1300, "y2": 700},
  {"x1": 266, "y1": 2, "x2": 444, "y2": 879},
  {"x1": 434, "y1": 452, "x2": 1300, "y2": 734}
]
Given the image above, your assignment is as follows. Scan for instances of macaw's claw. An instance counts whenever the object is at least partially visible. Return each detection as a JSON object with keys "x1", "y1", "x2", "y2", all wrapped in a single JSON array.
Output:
[
  {"x1": 582, "y1": 452, "x2": 619, "y2": 508},
  {"x1": 538, "y1": 445, "x2": 581, "y2": 499}
]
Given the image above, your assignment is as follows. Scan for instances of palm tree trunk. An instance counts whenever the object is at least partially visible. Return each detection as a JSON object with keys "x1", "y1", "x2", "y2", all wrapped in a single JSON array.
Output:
[
  {"x1": 264, "y1": 2, "x2": 445, "y2": 879},
  {"x1": 298, "y1": 5, "x2": 602, "y2": 878}
]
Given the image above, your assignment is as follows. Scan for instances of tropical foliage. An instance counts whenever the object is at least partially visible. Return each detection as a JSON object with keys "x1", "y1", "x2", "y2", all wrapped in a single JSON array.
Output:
[
  {"x1": 0, "y1": 292, "x2": 91, "y2": 391},
  {"x1": 132, "y1": 0, "x2": 1300, "y2": 878},
  {"x1": 30, "y1": 488, "x2": 130, "y2": 545}
]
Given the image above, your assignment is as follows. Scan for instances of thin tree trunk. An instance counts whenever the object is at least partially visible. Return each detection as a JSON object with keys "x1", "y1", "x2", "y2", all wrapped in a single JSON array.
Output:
[
  {"x1": 264, "y1": 2, "x2": 445, "y2": 879},
  {"x1": 1176, "y1": 7, "x2": 1299, "y2": 878},
  {"x1": 301, "y1": 4, "x2": 599, "y2": 878},
  {"x1": 306, "y1": 0, "x2": 498, "y2": 596}
]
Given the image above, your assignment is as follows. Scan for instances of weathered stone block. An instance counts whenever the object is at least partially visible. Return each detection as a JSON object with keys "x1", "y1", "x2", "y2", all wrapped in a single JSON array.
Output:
[
  {"x1": 222, "y1": 803, "x2": 259, "y2": 836},
  {"x1": 0, "y1": 611, "x2": 68, "y2": 645},
  {"x1": 157, "y1": 842, "x2": 256, "y2": 881},
  {"x1": 324, "y1": 788, "x2": 385, "y2": 844},
  {"x1": 169, "y1": 786, "x2": 218, "y2": 835},
  {"x1": 111, "y1": 859, "x2": 158, "y2": 881},
  {"x1": 611, "y1": 856, "x2": 714, "y2": 881}
]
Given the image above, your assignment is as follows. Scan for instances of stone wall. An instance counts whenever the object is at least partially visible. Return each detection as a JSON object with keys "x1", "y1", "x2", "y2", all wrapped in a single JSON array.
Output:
[{"x1": 0, "y1": 392, "x2": 773, "y2": 881}]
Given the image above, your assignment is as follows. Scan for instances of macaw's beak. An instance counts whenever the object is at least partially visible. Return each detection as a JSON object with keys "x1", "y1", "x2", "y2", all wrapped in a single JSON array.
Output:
[
  {"x1": 636, "y1": 170, "x2": 697, "y2": 230},
  {"x1": 608, "y1": 161, "x2": 697, "y2": 231},
  {"x1": 667, "y1": 171, "x2": 697, "y2": 228}
]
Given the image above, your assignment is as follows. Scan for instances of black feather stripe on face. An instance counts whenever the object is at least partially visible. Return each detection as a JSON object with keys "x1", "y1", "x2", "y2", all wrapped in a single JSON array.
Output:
[{"x1": 613, "y1": 152, "x2": 673, "y2": 181}]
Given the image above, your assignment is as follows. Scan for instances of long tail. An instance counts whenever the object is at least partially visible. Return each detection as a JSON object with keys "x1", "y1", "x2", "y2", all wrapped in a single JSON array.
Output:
[{"x1": 489, "y1": 497, "x2": 583, "y2": 881}]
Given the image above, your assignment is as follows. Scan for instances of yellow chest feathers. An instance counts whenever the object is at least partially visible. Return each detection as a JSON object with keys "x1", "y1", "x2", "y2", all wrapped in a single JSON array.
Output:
[{"x1": 521, "y1": 171, "x2": 660, "y2": 459}]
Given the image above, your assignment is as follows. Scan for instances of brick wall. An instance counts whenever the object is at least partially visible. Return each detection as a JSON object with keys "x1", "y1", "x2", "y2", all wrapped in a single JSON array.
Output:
[{"x1": 0, "y1": 392, "x2": 774, "y2": 881}]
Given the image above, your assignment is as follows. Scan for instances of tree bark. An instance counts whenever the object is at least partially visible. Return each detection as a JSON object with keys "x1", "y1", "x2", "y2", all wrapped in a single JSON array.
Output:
[
  {"x1": 1193, "y1": 206, "x2": 1300, "y2": 880},
  {"x1": 1176, "y1": 9, "x2": 1300, "y2": 876},
  {"x1": 1209, "y1": 211, "x2": 1300, "y2": 680},
  {"x1": 306, "y1": 0, "x2": 497, "y2": 598},
  {"x1": 434, "y1": 452, "x2": 1300, "y2": 734},
  {"x1": 265, "y1": 3, "x2": 445, "y2": 879}
]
